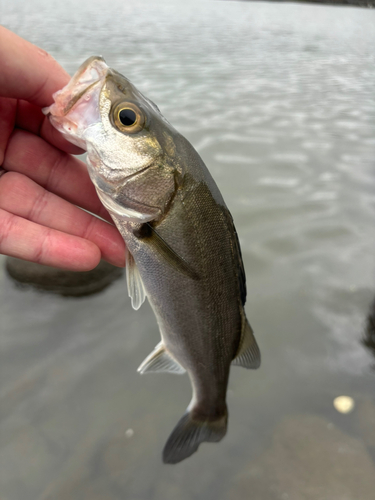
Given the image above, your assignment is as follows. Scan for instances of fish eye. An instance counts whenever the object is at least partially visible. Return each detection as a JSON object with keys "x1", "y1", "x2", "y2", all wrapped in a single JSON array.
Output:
[
  {"x1": 119, "y1": 108, "x2": 136, "y2": 126},
  {"x1": 112, "y1": 102, "x2": 144, "y2": 134}
]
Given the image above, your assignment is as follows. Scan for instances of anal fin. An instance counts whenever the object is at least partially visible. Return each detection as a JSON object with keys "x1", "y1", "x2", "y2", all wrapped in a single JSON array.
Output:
[
  {"x1": 232, "y1": 318, "x2": 261, "y2": 369},
  {"x1": 137, "y1": 343, "x2": 186, "y2": 375}
]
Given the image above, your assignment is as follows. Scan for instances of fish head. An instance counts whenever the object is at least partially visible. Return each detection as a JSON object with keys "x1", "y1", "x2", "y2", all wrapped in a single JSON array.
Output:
[{"x1": 44, "y1": 56, "x2": 175, "y2": 186}]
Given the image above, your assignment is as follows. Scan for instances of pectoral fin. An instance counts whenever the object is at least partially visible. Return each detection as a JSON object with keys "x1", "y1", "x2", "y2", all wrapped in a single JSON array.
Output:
[
  {"x1": 137, "y1": 343, "x2": 186, "y2": 374},
  {"x1": 232, "y1": 318, "x2": 261, "y2": 369},
  {"x1": 126, "y1": 248, "x2": 146, "y2": 310},
  {"x1": 146, "y1": 224, "x2": 200, "y2": 281}
]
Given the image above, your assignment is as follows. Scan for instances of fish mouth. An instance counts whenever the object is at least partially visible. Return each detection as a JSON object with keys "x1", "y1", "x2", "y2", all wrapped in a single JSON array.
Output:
[
  {"x1": 43, "y1": 56, "x2": 110, "y2": 149},
  {"x1": 43, "y1": 56, "x2": 109, "y2": 118}
]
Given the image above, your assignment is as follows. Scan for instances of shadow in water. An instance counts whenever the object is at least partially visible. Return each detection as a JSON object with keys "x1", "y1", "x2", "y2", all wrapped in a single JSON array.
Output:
[
  {"x1": 363, "y1": 299, "x2": 375, "y2": 369},
  {"x1": 5, "y1": 257, "x2": 124, "y2": 297}
]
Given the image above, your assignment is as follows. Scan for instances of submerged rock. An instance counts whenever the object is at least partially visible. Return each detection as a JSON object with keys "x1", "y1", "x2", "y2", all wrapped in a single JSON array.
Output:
[
  {"x1": 356, "y1": 398, "x2": 375, "y2": 463},
  {"x1": 5, "y1": 257, "x2": 124, "y2": 297},
  {"x1": 230, "y1": 414, "x2": 375, "y2": 500}
]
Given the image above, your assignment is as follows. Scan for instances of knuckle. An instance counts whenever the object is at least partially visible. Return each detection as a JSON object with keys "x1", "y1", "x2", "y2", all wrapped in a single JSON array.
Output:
[
  {"x1": 82, "y1": 215, "x2": 97, "y2": 240},
  {"x1": 32, "y1": 227, "x2": 51, "y2": 265},
  {"x1": 0, "y1": 210, "x2": 16, "y2": 249},
  {"x1": 28, "y1": 189, "x2": 50, "y2": 222},
  {"x1": 27, "y1": 76, "x2": 49, "y2": 104},
  {"x1": 45, "y1": 153, "x2": 68, "y2": 193}
]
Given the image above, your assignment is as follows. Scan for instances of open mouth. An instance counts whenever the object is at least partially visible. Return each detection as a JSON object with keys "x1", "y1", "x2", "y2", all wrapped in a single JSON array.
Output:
[
  {"x1": 42, "y1": 56, "x2": 111, "y2": 149},
  {"x1": 43, "y1": 56, "x2": 109, "y2": 118}
]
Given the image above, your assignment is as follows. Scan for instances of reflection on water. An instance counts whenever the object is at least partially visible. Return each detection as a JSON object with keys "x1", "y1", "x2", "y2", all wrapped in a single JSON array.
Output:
[{"x1": 1, "y1": 0, "x2": 375, "y2": 499}]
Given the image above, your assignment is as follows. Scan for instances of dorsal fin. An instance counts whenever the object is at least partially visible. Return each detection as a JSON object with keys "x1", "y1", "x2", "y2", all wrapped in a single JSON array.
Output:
[
  {"x1": 222, "y1": 209, "x2": 247, "y2": 305},
  {"x1": 232, "y1": 318, "x2": 261, "y2": 369},
  {"x1": 126, "y1": 248, "x2": 146, "y2": 310}
]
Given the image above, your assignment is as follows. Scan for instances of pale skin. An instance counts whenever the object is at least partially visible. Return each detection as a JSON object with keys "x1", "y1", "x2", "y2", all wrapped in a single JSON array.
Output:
[{"x1": 0, "y1": 27, "x2": 126, "y2": 271}]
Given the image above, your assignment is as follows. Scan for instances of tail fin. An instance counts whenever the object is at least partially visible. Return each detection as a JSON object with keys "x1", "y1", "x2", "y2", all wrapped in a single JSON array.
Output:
[{"x1": 162, "y1": 407, "x2": 228, "y2": 464}]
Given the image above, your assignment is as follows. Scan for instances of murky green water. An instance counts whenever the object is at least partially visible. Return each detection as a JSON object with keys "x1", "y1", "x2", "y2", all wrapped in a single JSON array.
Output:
[{"x1": 1, "y1": 1, "x2": 375, "y2": 498}]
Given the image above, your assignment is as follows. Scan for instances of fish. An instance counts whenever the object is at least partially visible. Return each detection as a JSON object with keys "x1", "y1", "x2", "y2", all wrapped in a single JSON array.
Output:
[{"x1": 44, "y1": 56, "x2": 261, "y2": 464}]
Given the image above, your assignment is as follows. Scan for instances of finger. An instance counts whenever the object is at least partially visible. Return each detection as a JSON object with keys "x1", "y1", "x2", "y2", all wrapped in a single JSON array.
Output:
[
  {"x1": 0, "y1": 97, "x2": 17, "y2": 165},
  {"x1": 0, "y1": 29, "x2": 83, "y2": 157},
  {"x1": 0, "y1": 172, "x2": 125, "y2": 267},
  {"x1": 0, "y1": 208, "x2": 101, "y2": 271},
  {"x1": 41, "y1": 115, "x2": 85, "y2": 155},
  {"x1": 16, "y1": 100, "x2": 85, "y2": 155},
  {"x1": 3, "y1": 129, "x2": 111, "y2": 222},
  {"x1": 0, "y1": 27, "x2": 70, "y2": 107}
]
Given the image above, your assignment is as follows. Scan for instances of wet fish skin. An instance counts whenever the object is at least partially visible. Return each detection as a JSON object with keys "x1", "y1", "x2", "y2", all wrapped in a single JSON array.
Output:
[{"x1": 44, "y1": 57, "x2": 261, "y2": 464}]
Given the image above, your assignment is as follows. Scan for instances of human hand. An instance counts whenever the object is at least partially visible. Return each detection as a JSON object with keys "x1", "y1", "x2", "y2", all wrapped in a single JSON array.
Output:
[{"x1": 0, "y1": 27, "x2": 125, "y2": 271}]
